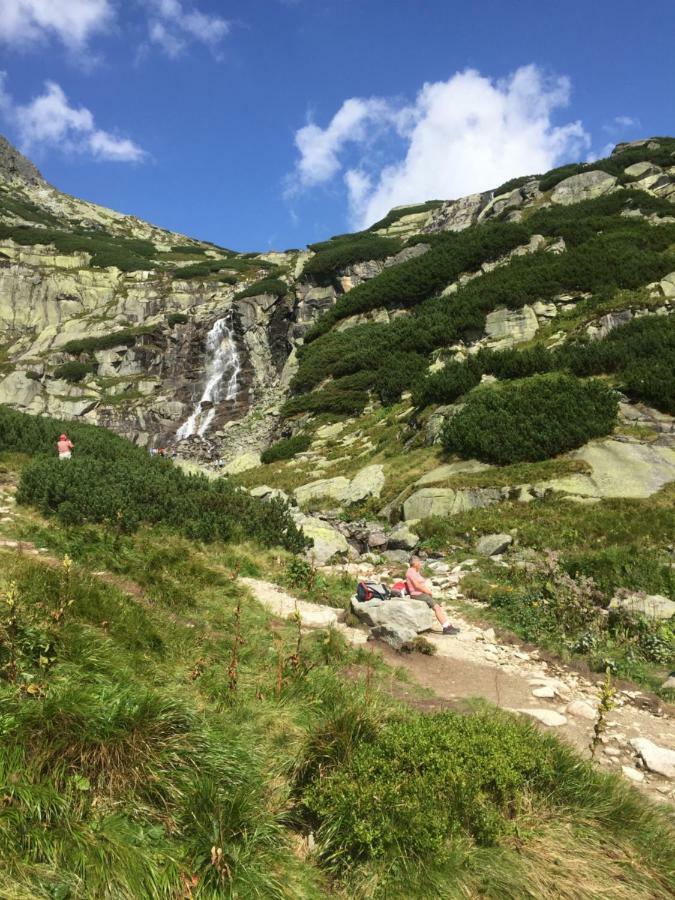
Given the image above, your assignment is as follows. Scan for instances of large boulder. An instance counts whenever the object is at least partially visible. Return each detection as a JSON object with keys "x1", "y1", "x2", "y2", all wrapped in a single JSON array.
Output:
[
  {"x1": 538, "y1": 440, "x2": 675, "y2": 500},
  {"x1": 344, "y1": 464, "x2": 385, "y2": 503},
  {"x1": 403, "y1": 487, "x2": 500, "y2": 521},
  {"x1": 551, "y1": 170, "x2": 618, "y2": 205},
  {"x1": 295, "y1": 477, "x2": 350, "y2": 506},
  {"x1": 369, "y1": 623, "x2": 417, "y2": 651},
  {"x1": 222, "y1": 451, "x2": 261, "y2": 475},
  {"x1": 351, "y1": 597, "x2": 434, "y2": 633},
  {"x1": 387, "y1": 522, "x2": 420, "y2": 551},
  {"x1": 476, "y1": 533, "x2": 513, "y2": 557},
  {"x1": 609, "y1": 591, "x2": 675, "y2": 621},
  {"x1": 485, "y1": 305, "x2": 539, "y2": 346},
  {"x1": 294, "y1": 513, "x2": 351, "y2": 565}
]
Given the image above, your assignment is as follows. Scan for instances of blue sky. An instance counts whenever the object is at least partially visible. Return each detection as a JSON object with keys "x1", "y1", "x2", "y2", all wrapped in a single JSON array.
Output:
[{"x1": 1, "y1": 1, "x2": 674, "y2": 251}]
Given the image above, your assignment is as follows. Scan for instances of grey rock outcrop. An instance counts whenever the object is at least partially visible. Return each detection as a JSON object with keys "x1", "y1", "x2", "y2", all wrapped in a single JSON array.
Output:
[
  {"x1": 551, "y1": 170, "x2": 618, "y2": 205},
  {"x1": 0, "y1": 135, "x2": 44, "y2": 185},
  {"x1": 351, "y1": 597, "x2": 434, "y2": 641},
  {"x1": 629, "y1": 738, "x2": 675, "y2": 778},
  {"x1": 476, "y1": 533, "x2": 513, "y2": 557},
  {"x1": 609, "y1": 591, "x2": 675, "y2": 621}
]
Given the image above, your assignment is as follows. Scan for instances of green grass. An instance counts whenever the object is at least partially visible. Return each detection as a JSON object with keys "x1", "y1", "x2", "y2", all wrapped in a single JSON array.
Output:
[{"x1": 0, "y1": 460, "x2": 673, "y2": 897}]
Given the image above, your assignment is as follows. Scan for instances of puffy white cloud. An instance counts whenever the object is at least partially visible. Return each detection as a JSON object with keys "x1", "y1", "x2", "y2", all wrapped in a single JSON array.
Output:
[
  {"x1": 290, "y1": 65, "x2": 591, "y2": 229},
  {"x1": 0, "y1": 0, "x2": 113, "y2": 51},
  {"x1": 146, "y1": 0, "x2": 230, "y2": 58},
  {"x1": 0, "y1": 73, "x2": 146, "y2": 162}
]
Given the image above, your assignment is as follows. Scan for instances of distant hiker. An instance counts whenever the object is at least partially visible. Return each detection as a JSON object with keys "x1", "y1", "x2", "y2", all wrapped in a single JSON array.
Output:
[
  {"x1": 406, "y1": 556, "x2": 460, "y2": 636},
  {"x1": 57, "y1": 433, "x2": 74, "y2": 460}
]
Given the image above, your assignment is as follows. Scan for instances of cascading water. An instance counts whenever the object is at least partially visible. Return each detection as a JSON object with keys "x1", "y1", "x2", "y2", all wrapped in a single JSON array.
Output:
[{"x1": 176, "y1": 313, "x2": 241, "y2": 439}]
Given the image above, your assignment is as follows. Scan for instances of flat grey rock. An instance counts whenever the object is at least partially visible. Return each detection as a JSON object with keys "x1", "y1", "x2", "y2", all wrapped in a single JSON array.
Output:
[
  {"x1": 629, "y1": 738, "x2": 675, "y2": 778},
  {"x1": 476, "y1": 533, "x2": 513, "y2": 557}
]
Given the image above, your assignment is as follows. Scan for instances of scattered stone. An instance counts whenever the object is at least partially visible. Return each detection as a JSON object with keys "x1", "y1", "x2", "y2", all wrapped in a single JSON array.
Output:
[
  {"x1": 532, "y1": 686, "x2": 556, "y2": 699},
  {"x1": 603, "y1": 747, "x2": 621, "y2": 758},
  {"x1": 629, "y1": 738, "x2": 675, "y2": 778},
  {"x1": 551, "y1": 170, "x2": 617, "y2": 205},
  {"x1": 566, "y1": 700, "x2": 598, "y2": 721},
  {"x1": 427, "y1": 561, "x2": 450, "y2": 574},
  {"x1": 222, "y1": 451, "x2": 261, "y2": 475},
  {"x1": 622, "y1": 765, "x2": 645, "y2": 783},
  {"x1": 382, "y1": 549, "x2": 411, "y2": 567},
  {"x1": 387, "y1": 522, "x2": 419, "y2": 551},
  {"x1": 370, "y1": 623, "x2": 417, "y2": 651},
  {"x1": 293, "y1": 513, "x2": 351, "y2": 566},
  {"x1": 482, "y1": 628, "x2": 496, "y2": 642},
  {"x1": 485, "y1": 305, "x2": 539, "y2": 345},
  {"x1": 476, "y1": 533, "x2": 513, "y2": 557},
  {"x1": 516, "y1": 708, "x2": 567, "y2": 727},
  {"x1": 661, "y1": 674, "x2": 675, "y2": 691}
]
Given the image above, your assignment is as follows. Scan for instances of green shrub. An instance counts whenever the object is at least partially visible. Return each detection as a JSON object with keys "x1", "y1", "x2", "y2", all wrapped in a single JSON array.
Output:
[
  {"x1": 167, "y1": 312, "x2": 188, "y2": 327},
  {"x1": 304, "y1": 234, "x2": 401, "y2": 284},
  {"x1": 374, "y1": 352, "x2": 427, "y2": 406},
  {"x1": 0, "y1": 405, "x2": 308, "y2": 553},
  {"x1": 24, "y1": 370, "x2": 42, "y2": 381},
  {"x1": 62, "y1": 327, "x2": 153, "y2": 356},
  {"x1": 412, "y1": 359, "x2": 482, "y2": 407},
  {"x1": 621, "y1": 358, "x2": 675, "y2": 414},
  {"x1": 300, "y1": 709, "x2": 571, "y2": 869},
  {"x1": 53, "y1": 360, "x2": 95, "y2": 383},
  {"x1": 0, "y1": 224, "x2": 156, "y2": 271},
  {"x1": 261, "y1": 434, "x2": 311, "y2": 464},
  {"x1": 442, "y1": 375, "x2": 618, "y2": 464},
  {"x1": 233, "y1": 278, "x2": 287, "y2": 301}
]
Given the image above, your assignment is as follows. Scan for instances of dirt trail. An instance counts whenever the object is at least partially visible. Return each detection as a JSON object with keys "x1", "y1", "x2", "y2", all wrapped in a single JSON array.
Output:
[{"x1": 243, "y1": 574, "x2": 675, "y2": 805}]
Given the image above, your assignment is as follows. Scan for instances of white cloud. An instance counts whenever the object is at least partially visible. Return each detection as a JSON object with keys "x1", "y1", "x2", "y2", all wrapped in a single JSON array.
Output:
[
  {"x1": 0, "y1": 73, "x2": 146, "y2": 163},
  {"x1": 289, "y1": 65, "x2": 591, "y2": 229},
  {"x1": 0, "y1": 0, "x2": 113, "y2": 51},
  {"x1": 146, "y1": 0, "x2": 230, "y2": 58}
]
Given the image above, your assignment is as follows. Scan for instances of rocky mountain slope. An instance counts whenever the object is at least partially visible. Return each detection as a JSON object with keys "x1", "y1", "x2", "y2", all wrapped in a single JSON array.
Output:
[{"x1": 1, "y1": 136, "x2": 671, "y2": 463}]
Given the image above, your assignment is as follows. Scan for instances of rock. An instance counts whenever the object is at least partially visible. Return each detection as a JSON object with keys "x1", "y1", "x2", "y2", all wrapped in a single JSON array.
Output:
[
  {"x1": 566, "y1": 700, "x2": 598, "y2": 721},
  {"x1": 415, "y1": 459, "x2": 491, "y2": 486},
  {"x1": 382, "y1": 549, "x2": 411, "y2": 567},
  {"x1": 532, "y1": 686, "x2": 556, "y2": 699},
  {"x1": 603, "y1": 747, "x2": 621, "y2": 758},
  {"x1": 222, "y1": 451, "x2": 261, "y2": 475},
  {"x1": 624, "y1": 161, "x2": 661, "y2": 178},
  {"x1": 629, "y1": 738, "x2": 675, "y2": 778},
  {"x1": 249, "y1": 485, "x2": 290, "y2": 503},
  {"x1": 427, "y1": 561, "x2": 450, "y2": 574},
  {"x1": 315, "y1": 422, "x2": 346, "y2": 440},
  {"x1": 622, "y1": 765, "x2": 645, "y2": 783},
  {"x1": 344, "y1": 464, "x2": 385, "y2": 504},
  {"x1": 402, "y1": 486, "x2": 500, "y2": 521},
  {"x1": 538, "y1": 440, "x2": 675, "y2": 500},
  {"x1": 661, "y1": 674, "x2": 675, "y2": 691},
  {"x1": 351, "y1": 597, "x2": 434, "y2": 633},
  {"x1": 610, "y1": 591, "x2": 675, "y2": 621},
  {"x1": 294, "y1": 514, "x2": 351, "y2": 566},
  {"x1": 369, "y1": 623, "x2": 418, "y2": 651},
  {"x1": 387, "y1": 522, "x2": 419, "y2": 551},
  {"x1": 366, "y1": 528, "x2": 387, "y2": 549},
  {"x1": 551, "y1": 170, "x2": 618, "y2": 205},
  {"x1": 485, "y1": 305, "x2": 539, "y2": 345},
  {"x1": 295, "y1": 477, "x2": 350, "y2": 506},
  {"x1": 516, "y1": 709, "x2": 567, "y2": 727},
  {"x1": 586, "y1": 309, "x2": 633, "y2": 341},
  {"x1": 483, "y1": 628, "x2": 496, "y2": 642},
  {"x1": 476, "y1": 533, "x2": 513, "y2": 557}
]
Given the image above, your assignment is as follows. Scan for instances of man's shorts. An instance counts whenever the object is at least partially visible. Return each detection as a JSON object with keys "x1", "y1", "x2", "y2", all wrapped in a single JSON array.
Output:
[{"x1": 410, "y1": 593, "x2": 435, "y2": 609}]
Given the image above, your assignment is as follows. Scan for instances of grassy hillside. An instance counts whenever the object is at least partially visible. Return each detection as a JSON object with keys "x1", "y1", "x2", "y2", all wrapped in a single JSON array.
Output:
[{"x1": 1, "y1": 428, "x2": 674, "y2": 898}]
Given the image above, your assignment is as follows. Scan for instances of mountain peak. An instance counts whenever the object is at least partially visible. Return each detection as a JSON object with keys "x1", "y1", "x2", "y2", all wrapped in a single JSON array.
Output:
[{"x1": 0, "y1": 135, "x2": 44, "y2": 185}]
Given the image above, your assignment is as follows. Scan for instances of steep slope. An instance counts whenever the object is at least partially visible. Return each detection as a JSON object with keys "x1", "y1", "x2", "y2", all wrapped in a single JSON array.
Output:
[{"x1": 1, "y1": 136, "x2": 675, "y2": 464}]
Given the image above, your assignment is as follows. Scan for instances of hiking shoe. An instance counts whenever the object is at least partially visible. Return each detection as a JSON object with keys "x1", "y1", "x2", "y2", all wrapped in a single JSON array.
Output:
[{"x1": 442, "y1": 625, "x2": 460, "y2": 635}]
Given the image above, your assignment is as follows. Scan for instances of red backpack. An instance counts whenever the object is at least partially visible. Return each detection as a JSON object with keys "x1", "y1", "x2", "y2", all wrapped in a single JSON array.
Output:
[{"x1": 356, "y1": 581, "x2": 391, "y2": 602}]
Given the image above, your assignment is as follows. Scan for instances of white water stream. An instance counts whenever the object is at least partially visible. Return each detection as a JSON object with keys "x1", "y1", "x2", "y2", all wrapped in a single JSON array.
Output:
[{"x1": 176, "y1": 314, "x2": 241, "y2": 439}]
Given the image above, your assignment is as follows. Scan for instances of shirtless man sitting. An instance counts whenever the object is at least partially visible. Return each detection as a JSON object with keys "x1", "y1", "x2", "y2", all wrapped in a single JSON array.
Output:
[{"x1": 405, "y1": 556, "x2": 460, "y2": 636}]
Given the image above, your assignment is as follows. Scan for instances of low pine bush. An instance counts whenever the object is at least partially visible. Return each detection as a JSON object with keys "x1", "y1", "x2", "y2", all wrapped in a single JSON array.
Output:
[
  {"x1": 167, "y1": 312, "x2": 189, "y2": 327},
  {"x1": 0, "y1": 406, "x2": 308, "y2": 553},
  {"x1": 442, "y1": 374, "x2": 618, "y2": 464},
  {"x1": 62, "y1": 327, "x2": 152, "y2": 356},
  {"x1": 261, "y1": 433, "x2": 311, "y2": 464},
  {"x1": 304, "y1": 233, "x2": 401, "y2": 284},
  {"x1": 233, "y1": 278, "x2": 287, "y2": 301},
  {"x1": 53, "y1": 360, "x2": 95, "y2": 382}
]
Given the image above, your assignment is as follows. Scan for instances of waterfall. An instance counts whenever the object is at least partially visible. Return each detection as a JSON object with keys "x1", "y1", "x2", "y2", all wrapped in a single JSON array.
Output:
[{"x1": 176, "y1": 313, "x2": 241, "y2": 439}]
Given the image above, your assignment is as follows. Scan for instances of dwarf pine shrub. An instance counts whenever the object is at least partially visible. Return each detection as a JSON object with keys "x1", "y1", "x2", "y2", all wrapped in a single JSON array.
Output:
[
  {"x1": 441, "y1": 374, "x2": 618, "y2": 464},
  {"x1": 0, "y1": 406, "x2": 308, "y2": 553},
  {"x1": 53, "y1": 360, "x2": 95, "y2": 382},
  {"x1": 261, "y1": 433, "x2": 311, "y2": 464}
]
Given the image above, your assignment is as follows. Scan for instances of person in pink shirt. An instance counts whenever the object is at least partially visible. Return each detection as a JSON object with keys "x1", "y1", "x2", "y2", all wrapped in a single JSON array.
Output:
[
  {"x1": 405, "y1": 556, "x2": 460, "y2": 636},
  {"x1": 56, "y1": 433, "x2": 74, "y2": 460}
]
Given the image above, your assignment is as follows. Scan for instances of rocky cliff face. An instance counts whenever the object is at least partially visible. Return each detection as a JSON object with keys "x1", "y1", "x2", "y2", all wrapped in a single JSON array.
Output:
[{"x1": 1, "y1": 136, "x2": 674, "y2": 462}]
